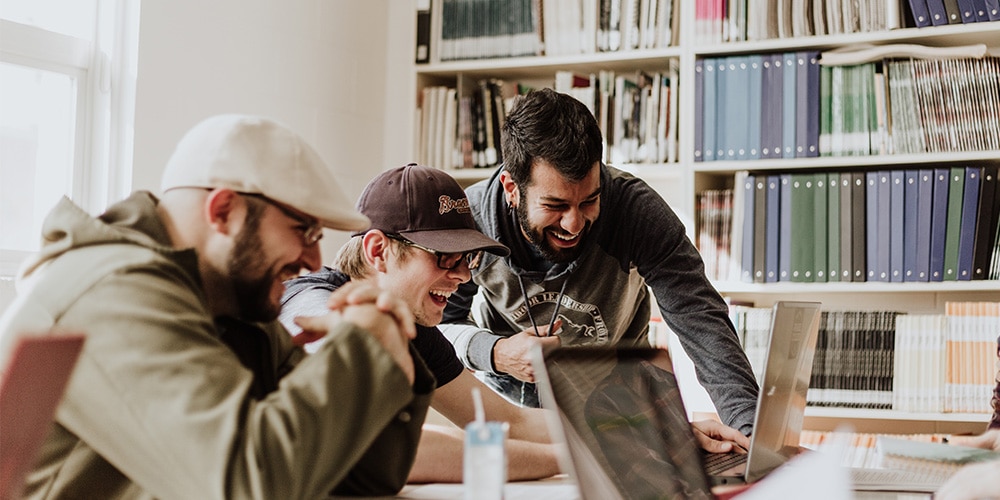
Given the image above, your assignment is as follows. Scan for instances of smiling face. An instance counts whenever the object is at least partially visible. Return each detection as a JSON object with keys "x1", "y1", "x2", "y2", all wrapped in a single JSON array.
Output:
[
  {"x1": 227, "y1": 195, "x2": 322, "y2": 322},
  {"x1": 504, "y1": 159, "x2": 601, "y2": 263},
  {"x1": 375, "y1": 236, "x2": 472, "y2": 327}
]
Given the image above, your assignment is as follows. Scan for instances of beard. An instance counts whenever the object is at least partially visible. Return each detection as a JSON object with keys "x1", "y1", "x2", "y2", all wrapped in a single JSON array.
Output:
[
  {"x1": 228, "y1": 209, "x2": 282, "y2": 322},
  {"x1": 515, "y1": 190, "x2": 590, "y2": 263}
]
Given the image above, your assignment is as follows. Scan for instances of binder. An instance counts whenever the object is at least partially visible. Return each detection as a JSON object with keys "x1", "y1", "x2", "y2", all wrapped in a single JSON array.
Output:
[
  {"x1": 795, "y1": 51, "x2": 821, "y2": 158},
  {"x1": 761, "y1": 54, "x2": 784, "y2": 159},
  {"x1": 942, "y1": 0, "x2": 963, "y2": 22},
  {"x1": 742, "y1": 174, "x2": 757, "y2": 282},
  {"x1": 929, "y1": 168, "x2": 951, "y2": 281},
  {"x1": 985, "y1": 0, "x2": 1000, "y2": 20},
  {"x1": 789, "y1": 174, "x2": 815, "y2": 282},
  {"x1": 852, "y1": 172, "x2": 867, "y2": 281},
  {"x1": 779, "y1": 174, "x2": 792, "y2": 281},
  {"x1": 890, "y1": 170, "x2": 905, "y2": 282},
  {"x1": 956, "y1": 166, "x2": 982, "y2": 280},
  {"x1": 925, "y1": 0, "x2": 951, "y2": 24},
  {"x1": 415, "y1": 0, "x2": 432, "y2": 63},
  {"x1": 746, "y1": 55, "x2": 764, "y2": 159},
  {"x1": 782, "y1": 52, "x2": 797, "y2": 158},
  {"x1": 703, "y1": 58, "x2": 718, "y2": 162},
  {"x1": 866, "y1": 171, "x2": 880, "y2": 281},
  {"x1": 907, "y1": 0, "x2": 934, "y2": 26},
  {"x1": 754, "y1": 175, "x2": 767, "y2": 282},
  {"x1": 695, "y1": 59, "x2": 705, "y2": 162},
  {"x1": 972, "y1": 165, "x2": 999, "y2": 280},
  {"x1": 813, "y1": 172, "x2": 829, "y2": 282},
  {"x1": 903, "y1": 170, "x2": 920, "y2": 282},
  {"x1": 766, "y1": 175, "x2": 781, "y2": 282},
  {"x1": 840, "y1": 173, "x2": 854, "y2": 281},
  {"x1": 971, "y1": 0, "x2": 992, "y2": 20},
  {"x1": 955, "y1": 0, "x2": 980, "y2": 21},
  {"x1": 876, "y1": 171, "x2": 891, "y2": 282},
  {"x1": 942, "y1": 167, "x2": 965, "y2": 281},
  {"x1": 827, "y1": 172, "x2": 841, "y2": 282},
  {"x1": 914, "y1": 169, "x2": 934, "y2": 282}
]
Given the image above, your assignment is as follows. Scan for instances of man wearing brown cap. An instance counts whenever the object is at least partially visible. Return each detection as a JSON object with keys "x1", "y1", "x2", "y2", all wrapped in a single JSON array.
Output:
[
  {"x1": 280, "y1": 163, "x2": 563, "y2": 483},
  {"x1": 0, "y1": 115, "x2": 432, "y2": 499}
]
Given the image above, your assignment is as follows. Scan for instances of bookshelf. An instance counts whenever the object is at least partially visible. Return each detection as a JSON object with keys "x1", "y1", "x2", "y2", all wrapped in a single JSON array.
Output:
[{"x1": 407, "y1": 1, "x2": 1000, "y2": 434}]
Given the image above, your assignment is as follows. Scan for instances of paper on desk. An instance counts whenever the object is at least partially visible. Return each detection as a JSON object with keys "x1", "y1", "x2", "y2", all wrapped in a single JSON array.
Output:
[
  {"x1": 397, "y1": 480, "x2": 580, "y2": 500},
  {"x1": 733, "y1": 447, "x2": 852, "y2": 500}
]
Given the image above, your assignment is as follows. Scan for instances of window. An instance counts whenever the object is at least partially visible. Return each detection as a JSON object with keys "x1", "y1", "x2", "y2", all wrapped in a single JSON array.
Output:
[{"x1": 0, "y1": 0, "x2": 139, "y2": 276}]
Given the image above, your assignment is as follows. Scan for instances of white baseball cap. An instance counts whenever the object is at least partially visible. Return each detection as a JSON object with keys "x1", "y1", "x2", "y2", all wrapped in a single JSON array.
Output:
[{"x1": 160, "y1": 114, "x2": 370, "y2": 232}]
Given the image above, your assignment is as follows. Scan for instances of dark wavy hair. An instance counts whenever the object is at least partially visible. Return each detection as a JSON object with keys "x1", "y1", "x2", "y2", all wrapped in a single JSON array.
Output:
[{"x1": 501, "y1": 88, "x2": 603, "y2": 186}]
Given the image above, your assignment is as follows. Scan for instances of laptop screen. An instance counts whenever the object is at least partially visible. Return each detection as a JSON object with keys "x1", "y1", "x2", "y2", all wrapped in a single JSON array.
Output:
[{"x1": 534, "y1": 347, "x2": 714, "y2": 500}]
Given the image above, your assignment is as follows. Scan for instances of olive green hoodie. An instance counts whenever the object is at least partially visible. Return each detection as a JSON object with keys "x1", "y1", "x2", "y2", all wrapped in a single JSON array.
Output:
[{"x1": 0, "y1": 192, "x2": 433, "y2": 499}]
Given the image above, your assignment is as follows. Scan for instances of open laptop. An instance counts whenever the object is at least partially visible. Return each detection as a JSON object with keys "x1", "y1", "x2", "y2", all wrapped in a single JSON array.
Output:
[
  {"x1": 532, "y1": 300, "x2": 822, "y2": 498},
  {"x1": 1, "y1": 334, "x2": 86, "y2": 500}
]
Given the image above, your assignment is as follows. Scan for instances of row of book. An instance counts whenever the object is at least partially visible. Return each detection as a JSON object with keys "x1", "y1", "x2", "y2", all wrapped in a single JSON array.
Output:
[
  {"x1": 695, "y1": 51, "x2": 1000, "y2": 162},
  {"x1": 415, "y1": 0, "x2": 681, "y2": 63},
  {"x1": 731, "y1": 303, "x2": 1000, "y2": 413},
  {"x1": 415, "y1": 66, "x2": 681, "y2": 170},
  {"x1": 695, "y1": 0, "x2": 908, "y2": 46},
  {"x1": 696, "y1": 166, "x2": 1000, "y2": 284}
]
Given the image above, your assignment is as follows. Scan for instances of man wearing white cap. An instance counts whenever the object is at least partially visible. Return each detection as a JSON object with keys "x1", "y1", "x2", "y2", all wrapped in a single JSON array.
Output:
[{"x1": 0, "y1": 115, "x2": 433, "y2": 499}]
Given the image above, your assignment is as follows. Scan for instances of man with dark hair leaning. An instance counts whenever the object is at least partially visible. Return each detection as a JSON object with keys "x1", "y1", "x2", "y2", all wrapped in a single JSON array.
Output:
[
  {"x1": 439, "y1": 88, "x2": 761, "y2": 438},
  {"x1": 280, "y1": 163, "x2": 564, "y2": 483},
  {"x1": 0, "y1": 115, "x2": 432, "y2": 499}
]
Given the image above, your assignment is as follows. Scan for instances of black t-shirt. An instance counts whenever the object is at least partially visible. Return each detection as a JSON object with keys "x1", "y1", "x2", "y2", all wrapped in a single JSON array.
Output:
[{"x1": 282, "y1": 266, "x2": 464, "y2": 387}]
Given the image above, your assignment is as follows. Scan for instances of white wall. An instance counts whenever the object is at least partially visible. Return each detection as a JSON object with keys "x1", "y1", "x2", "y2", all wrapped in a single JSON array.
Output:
[{"x1": 132, "y1": 0, "x2": 409, "y2": 257}]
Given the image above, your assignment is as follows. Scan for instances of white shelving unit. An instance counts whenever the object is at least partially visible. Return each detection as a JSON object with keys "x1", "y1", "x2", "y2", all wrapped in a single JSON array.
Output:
[{"x1": 408, "y1": 2, "x2": 1000, "y2": 434}]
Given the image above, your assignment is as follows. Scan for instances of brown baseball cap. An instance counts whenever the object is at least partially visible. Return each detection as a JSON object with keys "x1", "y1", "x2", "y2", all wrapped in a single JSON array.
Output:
[
  {"x1": 356, "y1": 164, "x2": 509, "y2": 256},
  {"x1": 160, "y1": 114, "x2": 370, "y2": 232}
]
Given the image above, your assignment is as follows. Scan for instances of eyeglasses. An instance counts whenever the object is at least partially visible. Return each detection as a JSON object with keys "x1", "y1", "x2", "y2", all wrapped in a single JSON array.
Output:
[
  {"x1": 241, "y1": 193, "x2": 324, "y2": 246},
  {"x1": 386, "y1": 234, "x2": 483, "y2": 271}
]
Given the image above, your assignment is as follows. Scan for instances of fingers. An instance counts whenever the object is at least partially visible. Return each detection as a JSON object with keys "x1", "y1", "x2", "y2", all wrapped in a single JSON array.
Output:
[
  {"x1": 327, "y1": 281, "x2": 416, "y2": 339},
  {"x1": 691, "y1": 420, "x2": 751, "y2": 452}
]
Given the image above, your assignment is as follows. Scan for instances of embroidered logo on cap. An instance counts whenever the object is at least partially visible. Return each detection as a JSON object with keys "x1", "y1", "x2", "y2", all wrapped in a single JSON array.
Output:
[{"x1": 438, "y1": 195, "x2": 470, "y2": 215}]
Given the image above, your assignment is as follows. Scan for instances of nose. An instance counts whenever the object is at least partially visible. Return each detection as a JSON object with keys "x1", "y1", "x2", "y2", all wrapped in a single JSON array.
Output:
[
  {"x1": 450, "y1": 260, "x2": 473, "y2": 283},
  {"x1": 561, "y1": 208, "x2": 587, "y2": 235},
  {"x1": 301, "y1": 241, "x2": 323, "y2": 272}
]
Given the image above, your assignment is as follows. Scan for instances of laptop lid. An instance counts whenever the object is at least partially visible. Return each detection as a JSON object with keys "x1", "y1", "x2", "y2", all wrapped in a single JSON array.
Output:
[
  {"x1": 741, "y1": 300, "x2": 822, "y2": 483},
  {"x1": 1, "y1": 334, "x2": 85, "y2": 500},
  {"x1": 533, "y1": 346, "x2": 715, "y2": 500}
]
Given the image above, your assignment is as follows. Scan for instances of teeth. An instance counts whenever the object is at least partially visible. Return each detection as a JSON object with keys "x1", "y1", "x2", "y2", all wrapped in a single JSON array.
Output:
[
  {"x1": 430, "y1": 290, "x2": 453, "y2": 299},
  {"x1": 553, "y1": 232, "x2": 577, "y2": 241}
]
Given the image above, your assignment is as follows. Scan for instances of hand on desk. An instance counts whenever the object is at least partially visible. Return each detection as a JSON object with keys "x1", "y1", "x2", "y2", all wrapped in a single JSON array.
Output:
[
  {"x1": 492, "y1": 320, "x2": 562, "y2": 383},
  {"x1": 691, "y1": 420, "x2": 751, "y2": 454}
]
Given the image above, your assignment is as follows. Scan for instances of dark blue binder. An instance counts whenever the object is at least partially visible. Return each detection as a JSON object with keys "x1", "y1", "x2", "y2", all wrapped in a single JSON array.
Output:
[
  {"x1": 970, "y1": 0, "x2": 991, "y2": 20},
  {"x1": 908, "y1": 0, "x2": 934, "y2": 25},
  {"x1": 779, "y1": 173, "x2": 792, "y2": 281},
  {"x1": 741, "y1": 174, "x2": 756, "y2": 282},
  {"x1": 925, "y1": 0, "x2": 951, "y2": 24},
  {"x1": 903, "y1": 170, "x2": 919, "y2": 281},
  {"x1": 956, "y1": 166, "x2": 982, "y2": 280},
  {"x1": 973, "y1": 165, "x2": 999, "y2": 280},
  {"x1": 956, "y1": 0, "x2": 980, "y2": 21},
  {"x1": 746, "y1": 55, "x2": 763, "y2": 160},
  {"x1": 929, "y1": 168, "x2": 951, "y2": 281},
  {"x1": 915, "y1": 169, "x2": 934, "y2": 281},
  {"x1": 761, "y1": 54, "x2": 784, "y2": 159},
  {"x1": 766, "y1": 175, "x2": 781, "y2": 282},
  {"x1": 877, "y1": 171, "x2": 892, "y2": 282},
  {"x1": 694, "y1": 59, "x2": 705, "y2": 162},
  {"x1": 985, "y1": 0, "x2": 1000, "y2": 20},
  {"x1": 890, "y1": 170, "x2": 905, "y2": 282}
]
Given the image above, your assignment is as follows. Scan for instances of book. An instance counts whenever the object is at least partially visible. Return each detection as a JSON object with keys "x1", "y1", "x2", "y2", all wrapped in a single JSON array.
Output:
[
  {"x1": 840, "y1": 173, "x2": 854, "y2": 281},
  {"x1": 929, "y1": 168, "x2": 951, "y2": 281},
  {"x1": 766, "y1": 175, "x2": 781, "y2": 282},
  {"x1": 813, "y1": 172, "x2": 828, "y2": 282},
  {"x1": 915, "y1": 170, "x2": 934, "y2": 281},
  {"x1": 415, "y1": 0, "x2": 432, "y2": 63},
  {"x1": 956, "y1": 166, "x2": 982, "y2": 280},
  {"x1": 908, "y1": 0, "x2": 934, "y2": 25},
  {"x1": 827, "y1": 172, "x2": 841, "y2": 282},
  {"x1": 890, "y1": 170, "x2": 905, "y2": 282},
  {"x1": 972, "y1": 165, "x2": 999, "y2": 280},
  {"x1": 852, "y1": 172, "x2": 867, "y2": 281},
  {"x1": 779, "y1": 174, "x2": 792, "y2": 281},
  {"x1": 942, "y1": 167, "x2": 965, "y2": 281},
  {"x1": 877, "y1": 436, "x2": 1000, "y2": 468}
]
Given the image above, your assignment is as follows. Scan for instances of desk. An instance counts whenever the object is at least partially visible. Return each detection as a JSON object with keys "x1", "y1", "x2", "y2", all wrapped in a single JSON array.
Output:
[{"x1": 396, "y1": 474, "x2": 578, "y2": 499}]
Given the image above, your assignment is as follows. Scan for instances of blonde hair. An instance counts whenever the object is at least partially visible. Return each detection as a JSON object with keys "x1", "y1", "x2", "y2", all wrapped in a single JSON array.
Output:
[{"x1": 334, "y1": 233, "x2": 414, "y2": 280}]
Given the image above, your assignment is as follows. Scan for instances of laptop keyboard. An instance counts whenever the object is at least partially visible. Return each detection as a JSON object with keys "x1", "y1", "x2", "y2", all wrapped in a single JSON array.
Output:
[{"x1": 704, "y1": 451, "x2": 748, "y2": 474}]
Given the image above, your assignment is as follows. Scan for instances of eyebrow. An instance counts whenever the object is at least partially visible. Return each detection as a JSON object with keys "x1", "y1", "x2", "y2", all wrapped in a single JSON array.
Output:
[{"x1": 539, "y1": 186, "x2": 602, "y2": 204}]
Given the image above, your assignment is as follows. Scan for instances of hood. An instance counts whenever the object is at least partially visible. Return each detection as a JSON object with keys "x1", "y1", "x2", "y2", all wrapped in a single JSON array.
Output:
[{"x1": 18, "y1": 192, "x2": 181, "y2": 280}]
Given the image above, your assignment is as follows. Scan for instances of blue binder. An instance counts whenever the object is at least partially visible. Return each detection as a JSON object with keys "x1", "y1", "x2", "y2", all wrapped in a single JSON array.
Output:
[{"x1": 956, "y1": 166, "x2": 982, "y2": 280}]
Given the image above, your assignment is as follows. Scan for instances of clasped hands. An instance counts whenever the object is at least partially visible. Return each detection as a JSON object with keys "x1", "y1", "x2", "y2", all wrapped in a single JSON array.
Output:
[{"x1": 293, "y1": 281, "x2": 417, "y2": 384}]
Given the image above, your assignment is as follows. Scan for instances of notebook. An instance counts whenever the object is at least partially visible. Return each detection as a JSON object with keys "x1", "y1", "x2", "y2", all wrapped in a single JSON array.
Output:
[
  {"x1": 1, "y1": 334, "x2": 86, "y2": 500},
  {"x1": 532, "y1": 300, "x2": 822, "y2": 498}
]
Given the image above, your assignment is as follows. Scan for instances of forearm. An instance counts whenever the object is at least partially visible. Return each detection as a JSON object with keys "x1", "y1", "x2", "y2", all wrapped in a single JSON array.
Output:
[
  {"x1": 407, "y1": 425, "x2": 562, "y2": 483},
  {"x1": 439, "y1": 323, "x2": 503, "y2": 373}
]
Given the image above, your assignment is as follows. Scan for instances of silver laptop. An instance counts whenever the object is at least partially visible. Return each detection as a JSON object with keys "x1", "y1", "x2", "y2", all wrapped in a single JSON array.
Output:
[{"x1": 532, "y1": 301, "x2": 822, "y2": 498}]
